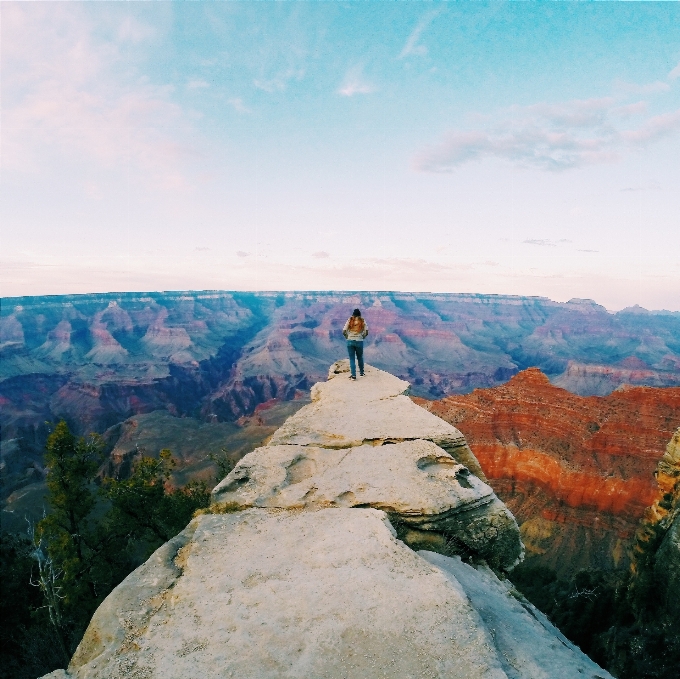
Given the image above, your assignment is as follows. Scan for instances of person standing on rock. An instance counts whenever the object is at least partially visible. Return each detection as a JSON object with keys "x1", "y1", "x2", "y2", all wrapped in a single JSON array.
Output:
[{"x1": 343, "y1": 308, "x2": 368, "y2": 380}]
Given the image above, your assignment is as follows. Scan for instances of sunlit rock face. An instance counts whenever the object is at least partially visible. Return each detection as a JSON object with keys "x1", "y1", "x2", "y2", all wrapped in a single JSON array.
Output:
[
  {"x1": 269, "y1": 360, "x2": 486, "y2": 478},
  {"x1": 635, "y1": 428, "x2": 680, "y2": 617},
  {"x1": 43, "y1": 364, "x2": 613, "y2": 679},
  {"x1": 416, "y1": 369, "x2": 680, "y2": 576}
]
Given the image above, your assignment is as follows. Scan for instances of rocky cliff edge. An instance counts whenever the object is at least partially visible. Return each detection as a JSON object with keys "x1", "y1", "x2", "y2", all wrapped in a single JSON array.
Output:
[{"x1": 44, "y1": 362, "x2": 613, "y2": 679}]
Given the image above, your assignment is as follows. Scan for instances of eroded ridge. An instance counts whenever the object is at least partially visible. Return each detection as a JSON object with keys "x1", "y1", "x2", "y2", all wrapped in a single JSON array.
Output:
[
  {"x1": 212, "y1": 360, "x2": 521, "y2": 571},
  {"x1": 269, "y1": 360, "x2": 486, "y2": 479},
  {"x1": 212, "y1": 439, "x2": 521, "y2": 570},
  {"x1": 48, "y1": 362, "x2": 615, "y2": 679}
]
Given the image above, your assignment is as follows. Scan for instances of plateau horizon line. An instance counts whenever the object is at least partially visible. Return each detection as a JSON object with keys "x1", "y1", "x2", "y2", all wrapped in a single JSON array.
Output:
[{"x1": 2, "y1": 289, "x2": 679, "y2": 317}]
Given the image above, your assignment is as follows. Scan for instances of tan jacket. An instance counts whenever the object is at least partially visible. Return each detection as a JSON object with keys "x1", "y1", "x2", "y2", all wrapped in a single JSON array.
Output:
[{"x1": 343, "y1": 317, "x2": 368, "y2": 341}]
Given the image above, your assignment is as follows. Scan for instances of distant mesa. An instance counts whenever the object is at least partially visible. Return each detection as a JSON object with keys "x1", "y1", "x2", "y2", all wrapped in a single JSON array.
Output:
[{"x1": 2, "y1": 290, "x2": 679, "y2": 525}]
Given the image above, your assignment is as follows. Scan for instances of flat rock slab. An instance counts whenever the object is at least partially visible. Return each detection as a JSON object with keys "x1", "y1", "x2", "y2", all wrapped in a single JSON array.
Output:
[
  {"x1": 67, "y1": 509, "x2": 509, "y2": 679},
  {"x1": 269, "y1": 363, "x2": 485, "y2": 478},
  {"x1": 321, "y1": 359, "x2": 412, "y2": 400},
  {"x1": 211, "y1": 440, "x2": 522, "y2": 570},
  {"x1": 269, "y1": 392, "x2": 462, "y2": 447},
  {"x1": 212, "y1": 440, "x2": 491, "y2": 515},
  {"x1": 420, "y1": 551, "x2": 614, "y2": 679}
]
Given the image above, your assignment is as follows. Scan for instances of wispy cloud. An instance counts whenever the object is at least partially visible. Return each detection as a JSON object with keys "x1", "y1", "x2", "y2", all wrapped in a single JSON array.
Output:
[
  {"x1": 525, "y1": 239, "x2": 556, "y2": 247},
  {"x1": 2, "y1": 4, "x2": 197, "y2": 190},
  {"x1": 236, "y1": 251, "x2": 251, "y2": 258},
  {"x1": 338, "y1": 66, "x2": 374, "y2": 97},
  {"x1": 613, "y1": 79, "x2": 671, "y2": 95},
  {"x1": 524, "y1": 239, "x2": 571, "y2": 247},
  {"x1": 312, "y1": 251, "x2": 330, "y2": 259},
  {"x1": 621, "y1": 181, "x2": 661, "y2": 193},
  {"x1": 254, "y1": 68, "x2": 305, "y2": 93},
  {"x1": 187, "y1": 79, "x2": 210, "y2": 90},
  {"x1": 228, "y1": 97, "x2": 250, "y2": 113},
  {"x1": 669, "y1": 62, "x2": 680, "y2": 81},
  {"x1": 117, "y1": 15, "x2": 156, "y2": 43},
  {"x1": 611, "y1": 101, "x2": 647, "y2": 118},
  {"x1": 399, "y1": 9, "x2": 442, "y2": 59},
  {"x1": 414, "y1": 93, "x2": 680, "y2": 172},
  {"x1": 620, "y1": 109, "x2": 680, "y2": 144}
]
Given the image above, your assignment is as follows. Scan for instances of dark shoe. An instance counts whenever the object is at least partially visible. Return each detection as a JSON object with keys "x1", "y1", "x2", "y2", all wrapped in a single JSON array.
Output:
[
  {"x1": 359, "y1": 373, "x2": 365, "y2": 377},
  {"x1": 349, "y1": 375, "x2": 356, "y2": 380}
]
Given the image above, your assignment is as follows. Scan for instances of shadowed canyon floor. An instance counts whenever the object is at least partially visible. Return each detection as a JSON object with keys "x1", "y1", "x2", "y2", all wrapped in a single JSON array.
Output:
[
  {"x1": 41, "y1": 364, "x2": 613, "y2": 679},
  {"x1": 1, "y1": 398, "x2": 308, "y2": 533},
  {"x1": 416, "y1": 369, "x2": 680, "y2": 576}
]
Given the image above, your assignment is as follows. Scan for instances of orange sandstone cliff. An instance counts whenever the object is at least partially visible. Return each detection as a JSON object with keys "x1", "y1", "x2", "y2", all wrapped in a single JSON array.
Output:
[{"x1": 415, "y1": 369, "x2": 680, "y2": 576}]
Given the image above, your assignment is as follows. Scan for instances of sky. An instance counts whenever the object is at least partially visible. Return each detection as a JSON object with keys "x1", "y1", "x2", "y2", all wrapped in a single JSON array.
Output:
[{"x1": 1, "y1": 1, "x2": 679, "y2": 311}]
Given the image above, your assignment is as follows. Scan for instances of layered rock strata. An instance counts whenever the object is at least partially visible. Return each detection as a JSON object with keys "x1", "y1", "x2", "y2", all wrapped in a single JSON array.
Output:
[
  {"x1": 417, "y1": 368, "x2": 680, "y2": 575},
  {"x1": 46, "y1": 363, "x2": 613, "y2": 679},
  {"x1": 5, "y1": 291, "x2": 680, "y2": 517}
]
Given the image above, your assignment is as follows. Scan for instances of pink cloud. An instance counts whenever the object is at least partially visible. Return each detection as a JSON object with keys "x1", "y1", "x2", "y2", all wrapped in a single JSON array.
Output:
[
  {"x1": 620, "y1": 109, "x2": 680, "y2": 144},
  {"x1": 611, "y1": 101, "x2": 648, "y2": 118},
  {"x1": 1, "y1": 4, "x2": 197, "y2": 190},
  {"x1": 414, "y1": 94, "x2": 680, "y2": 173},
  {"x1": 338, "y1": 66, "x2": 374, "y2": 97}
]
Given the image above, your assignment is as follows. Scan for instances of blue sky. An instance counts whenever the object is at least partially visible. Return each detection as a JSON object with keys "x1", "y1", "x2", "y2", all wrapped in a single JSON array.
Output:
[{"x1": 1, "y1": 1, "x2": 679, "y2": 310}]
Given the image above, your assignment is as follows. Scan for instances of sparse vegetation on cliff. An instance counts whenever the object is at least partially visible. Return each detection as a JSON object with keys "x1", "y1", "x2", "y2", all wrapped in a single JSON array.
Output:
[
  {"x1": 511, "y1": 561, "x2": 680, "y2": 679},
  {"x1": 0, "y1": 421, "x2": 210, "y2": 679}
]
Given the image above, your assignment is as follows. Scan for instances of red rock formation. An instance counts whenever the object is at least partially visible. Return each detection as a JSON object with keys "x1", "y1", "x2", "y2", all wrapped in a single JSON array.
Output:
[{"x1": 416, "y1": 369, "x2": 680, "y2": 574}]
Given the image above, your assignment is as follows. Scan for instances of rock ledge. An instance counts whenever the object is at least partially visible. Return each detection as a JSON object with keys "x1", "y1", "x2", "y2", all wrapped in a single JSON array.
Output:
[{"x1": 45, "y1": 363, "x2": 613, "y2": 679}]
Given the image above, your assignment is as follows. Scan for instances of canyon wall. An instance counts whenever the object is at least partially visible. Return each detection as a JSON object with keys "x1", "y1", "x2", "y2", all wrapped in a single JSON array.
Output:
[
  {"x1": 416, "y1": 369, "x2": 680, "y2": 576},
  {"x1": 3, "y1": 290, "x2": 680, "y2": 514}
]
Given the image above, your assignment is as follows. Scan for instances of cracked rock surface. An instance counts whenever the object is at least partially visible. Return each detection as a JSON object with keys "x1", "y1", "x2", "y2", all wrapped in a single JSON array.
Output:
[
  {"x1": 212, "y1": 439, "x2": 522, "y2": 570},
  {"x1": 46, "y1": 362, "x2": 613, "y2": 679}
]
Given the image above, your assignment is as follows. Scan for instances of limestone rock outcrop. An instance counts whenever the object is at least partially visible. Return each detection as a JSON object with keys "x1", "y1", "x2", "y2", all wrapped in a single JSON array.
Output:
[
  {"x1": 270, "y1": 360, "x2": 486, "y2": 479},
  {"x1": 214, "y1": 360, "x2": 516, "y2": 569},
  {"x1": 212, "y1": 439, "x2": 519, "y2": 570},
  {"x1": 45, "y1": 363, "x2": 613, "y2": 679}
]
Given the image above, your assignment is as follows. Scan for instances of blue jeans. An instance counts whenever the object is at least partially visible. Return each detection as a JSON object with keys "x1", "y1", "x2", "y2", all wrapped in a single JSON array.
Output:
[{"x1": 347, "y1": 340, "x2": 364, "y2": 377}]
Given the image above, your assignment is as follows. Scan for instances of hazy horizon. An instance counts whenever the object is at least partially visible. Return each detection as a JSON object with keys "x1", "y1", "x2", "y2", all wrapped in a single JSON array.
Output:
[
  {"x1": 3, "y1": 287, "x2": 679, "y2": 317},
  {"x1": 2, "y1": 2, "x2": 679, "y2": 310}
]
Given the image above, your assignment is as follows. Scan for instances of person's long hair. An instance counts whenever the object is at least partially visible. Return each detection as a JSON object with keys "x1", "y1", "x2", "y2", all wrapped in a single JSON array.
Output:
[{"x1": 348, "y1": 314, "x2": 365, "y2": 332}]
